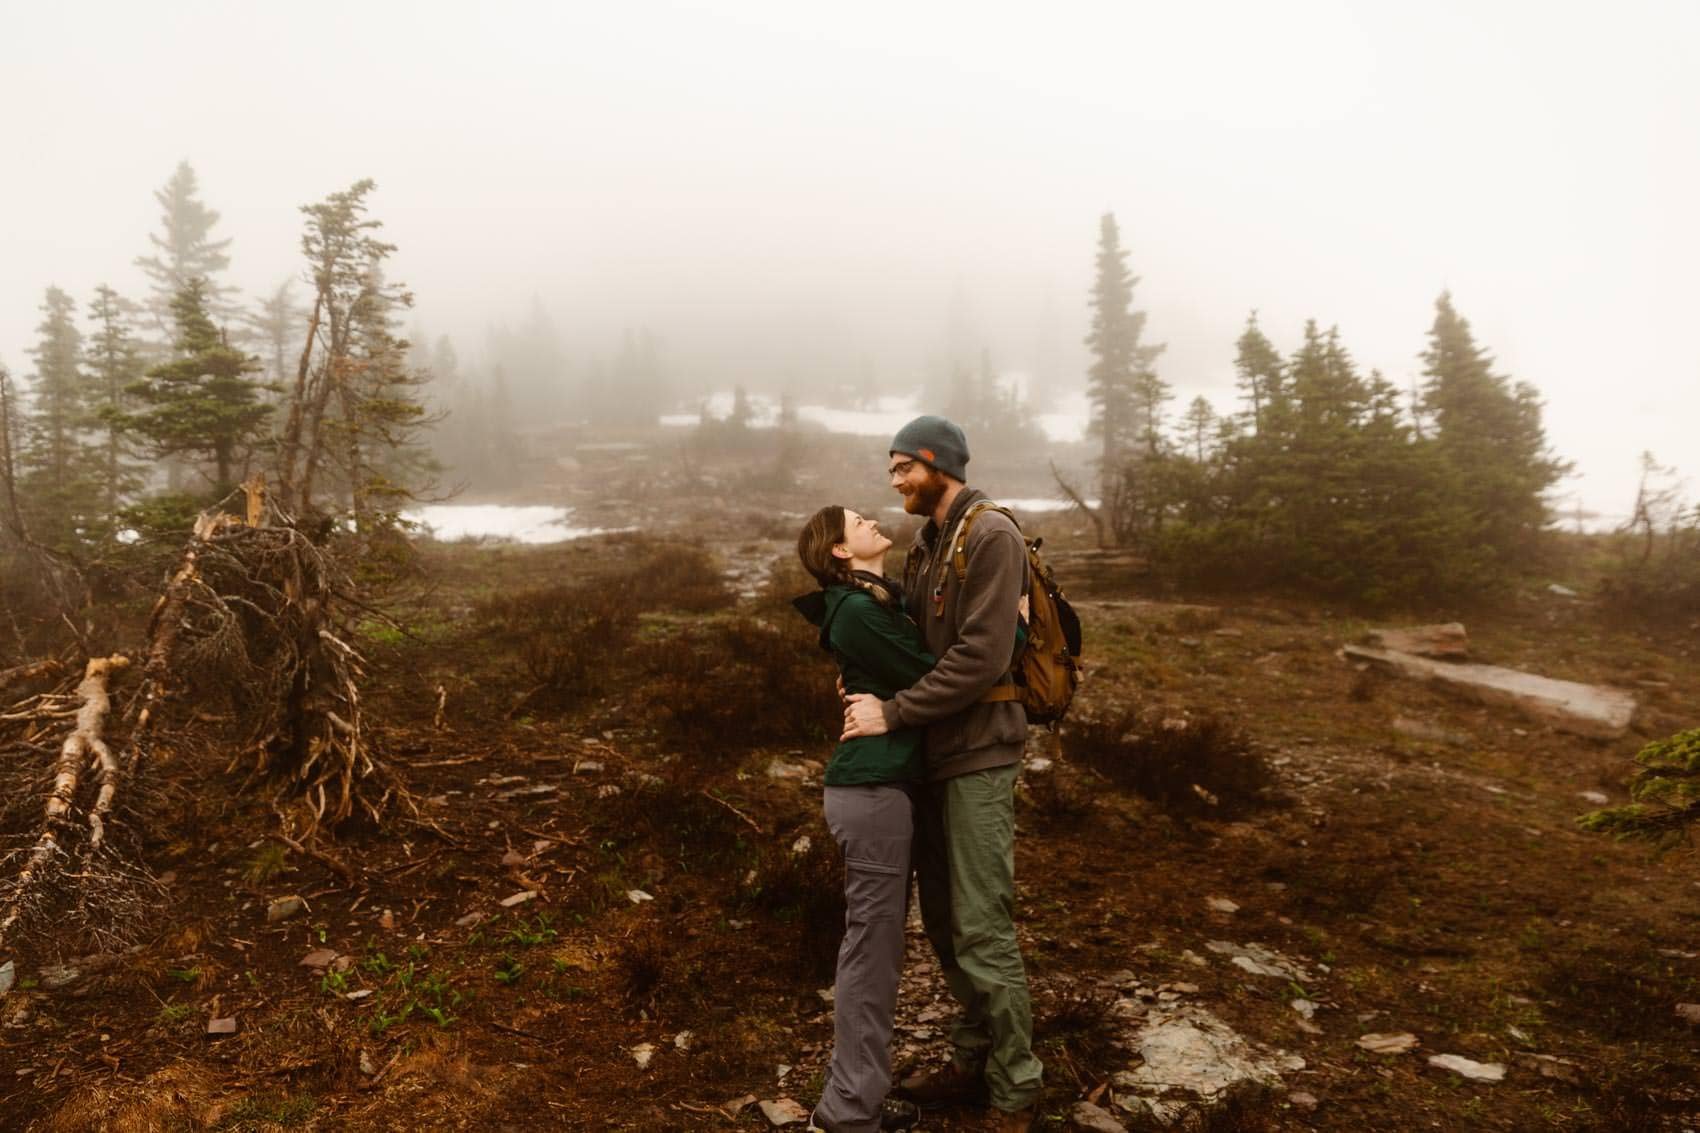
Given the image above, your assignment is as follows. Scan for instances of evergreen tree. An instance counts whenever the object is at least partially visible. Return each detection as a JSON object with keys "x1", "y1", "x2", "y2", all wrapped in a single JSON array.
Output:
[
  {"x1": 126, "y1": 279, "x2": 272, "y2": 494},
  {"x1": 134, "y1": 161, "x2": 237, "y2": 334},
  {"x1": 1181, "y1": 396, "x2": 1217, "y2": 463},
  {"x1": 1084, "y1": 213, "x2": 1165, "y2": 469},
  {"x1": 1233, "y1": 312, "x2": 1285, "y2": 433},
  {"x1": 1419, "y1": 292, "x2": 1568, "y2": 564},
  {"x1": 19, "y1": 287, "x2": 99, "y2": 548},
  {"x1": 245, "y1": 279, "x2": 305, "y2": 390},
  {"x1": 278, "y1": 180, "x2": 439, "y2": 526},
  {"x1": 83, "y1": 285, "x2": 146, "y2": 519}
]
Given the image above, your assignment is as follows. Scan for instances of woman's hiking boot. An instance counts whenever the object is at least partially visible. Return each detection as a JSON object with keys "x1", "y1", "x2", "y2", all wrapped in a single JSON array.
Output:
[
  {"x1": 808, "y1": 1096, "x2": 921, "y2": 1132},
  {"x1": 892, "y1": 1061, "x2": 989, "y2": 1110}
]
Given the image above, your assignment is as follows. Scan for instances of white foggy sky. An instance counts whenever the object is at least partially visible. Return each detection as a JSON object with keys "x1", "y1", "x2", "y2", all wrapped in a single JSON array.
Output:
[{"x1": 3, "y1": 0, "x2": 1696, "y2": 519}]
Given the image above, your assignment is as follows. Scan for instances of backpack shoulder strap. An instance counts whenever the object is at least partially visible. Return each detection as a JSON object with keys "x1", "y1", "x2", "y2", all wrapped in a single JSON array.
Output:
[{"x1": 950, "y1": 501, "x2": 1019, "y2": 582}]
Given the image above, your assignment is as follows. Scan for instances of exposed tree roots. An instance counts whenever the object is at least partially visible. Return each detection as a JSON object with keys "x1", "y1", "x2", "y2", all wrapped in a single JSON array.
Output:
[{"x1": 0, "y1": 504, "x2": 411, "y2": 951}]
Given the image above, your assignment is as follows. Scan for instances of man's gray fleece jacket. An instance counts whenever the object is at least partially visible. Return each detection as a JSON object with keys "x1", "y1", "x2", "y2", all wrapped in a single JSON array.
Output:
[{"x1": 881, "y1": 486, "x2": 1028, "y2": 781}]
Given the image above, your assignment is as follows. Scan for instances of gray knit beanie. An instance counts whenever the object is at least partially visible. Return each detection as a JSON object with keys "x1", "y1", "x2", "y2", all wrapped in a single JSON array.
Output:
[{"x1": 890, "y1": 415, "x2": 970, "y2": 481}]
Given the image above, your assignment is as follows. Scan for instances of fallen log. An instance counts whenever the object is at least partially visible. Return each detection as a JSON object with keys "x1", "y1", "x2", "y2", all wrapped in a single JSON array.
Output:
[
  {"x1": 0, "y1": 654, "x2": 129, "y2": 946},
  {"x1": 1342, "y1": 645, "x2": 1637, "y2": 739}
]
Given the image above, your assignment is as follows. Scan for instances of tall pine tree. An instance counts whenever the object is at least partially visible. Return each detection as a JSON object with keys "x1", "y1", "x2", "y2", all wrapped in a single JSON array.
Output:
[
  {"x1": 19, "y1": 287, "x2": 99, "y2": 549},
  {"x1": 134, "y1": 161, "x2": 237, "y2": 336},
  {"x1": 1419, "y1": 292, "x2": 1567, "y2": 566},
  {"x1": 1085, "y1": 213, "x2": 1166, "y2": 469},
  {"x1": 84, "y1": 285, "x2": 146, "y2": 522}
]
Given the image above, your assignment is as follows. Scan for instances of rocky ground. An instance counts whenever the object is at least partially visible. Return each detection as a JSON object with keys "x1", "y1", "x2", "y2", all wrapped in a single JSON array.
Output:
[{"x1": 1, "y1": 465, "x2": 1697, "y2": 1130}]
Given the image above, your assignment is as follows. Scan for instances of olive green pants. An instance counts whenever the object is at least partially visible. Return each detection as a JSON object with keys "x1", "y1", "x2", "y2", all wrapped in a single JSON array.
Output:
[{"x1": 914, "y1": 760, "x2": 1042, "y2": 1112}]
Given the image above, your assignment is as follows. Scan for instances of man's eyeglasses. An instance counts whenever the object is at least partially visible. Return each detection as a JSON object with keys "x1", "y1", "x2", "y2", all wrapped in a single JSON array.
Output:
[{"x1": 887, "y1": 458, "x2": 919, "y2": 479}]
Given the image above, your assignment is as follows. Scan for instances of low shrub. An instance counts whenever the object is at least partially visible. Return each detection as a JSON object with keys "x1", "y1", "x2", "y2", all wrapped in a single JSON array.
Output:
[
  {"x1": 633, "y1": 615, "x2": 841, "y2": 760},
  {"x1": 740, "y1": 826, "x2": 845, "y2": 981},
  {"x1": 1061, "y1": 709, "x2": 1276, "y2": 820}
]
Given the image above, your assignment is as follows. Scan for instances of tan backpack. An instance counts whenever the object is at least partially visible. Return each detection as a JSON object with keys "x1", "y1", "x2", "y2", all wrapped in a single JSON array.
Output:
[{"x1": 935, "y1": 501, "x2": 1084, "y2": 728}]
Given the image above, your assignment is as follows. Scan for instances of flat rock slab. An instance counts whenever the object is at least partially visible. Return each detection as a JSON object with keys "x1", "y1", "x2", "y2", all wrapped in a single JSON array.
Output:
[
  {"x1": 1366, "y1": 623, "x2": 1468, "y2": 659},
  {"x1": 1113, "y1": 1006, "x2": 1303, "y2": 1125},
  {"x1": 1343, "y1": 646, "x2": 1635, "y2": 739}
]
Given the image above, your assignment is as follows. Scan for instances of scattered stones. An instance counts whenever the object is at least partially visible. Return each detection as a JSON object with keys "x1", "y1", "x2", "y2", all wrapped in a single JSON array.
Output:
[
  {"x1": 495, "y1": 783, "x2": 559, "y2": 801},
  {"x1": 501, "y1": 849, "x2": 528, "y2": 867},
  {"x1": 626, "y1": 889, "x2": 654, "y2": 904},
  {"x1": 1180, "y1": 949, "x2": 1207, "y2": 968},
  {"x1": 499, "y1": 890, "x2": 538, "y2": 908},
  {"x1": 1676, "y1": 1003, "x2": 1700, "y2": 1025},
  {"x1": 454, "y1": 912, "x2": 485, "y2": 928},
  {"x1": 299, "y1": 949, "x2": 338, "y2": 970},
  {"x1": 1366, "y1": 623, "x2": 1468, "y2": 659},
  {"x1": 1206, "y1": 896, "x2": 1240, "y2": 915},
  {"x1": 1357, "y1": 1032, "x2": 1419, "y2": 1054},
  {"x1": 791, "y1": 835, "x2": 811, "y2": 856},
  {"x1": 1171, "y1": 982, "x2": 1200, "y2": 994},
  {"x1": 630, "y1": 1042, "x2": 655, "y2": 1069},
  {"x1": 344, "y1": 989, "x2": 374, "y2": 1001},
  {"x1": 1427, "y1": 1053, "x2": 1505, "y2": 1082},
  {"x1": 1514, "y1": 1052, "x2": 1580, "y2": 1083},
  {"x1": 758, "y1": 1097, "x2": 809, "y2": 1127},
  {"x1": 765, "y1": 759, "x2": 809, "y2": 781},
  {"x1": 205, "y1": 1016, "x2": 238, "y2": 1036},
  {"x1": 1548, "y1": 583, "x2": 1579, "y2": 598},
  {"x1": 674, "y1": 1030, "x2": 693, "y2": 1050},
  {"x1": 1204, "y1": 940, "x2": 1311, "y2": 982},
  {"x1": 572, "y1": 759, "x2": 605, "y2": 774},
  {"x1": 1578, "y1": 790, "x2": 1610, "y2": 806},
  {"x1": 359, "y1": 1049, "x2": 377, "y2": 1076},
  {"x1": 0, "y1": 962, "x2": 12, "y2": 996},
  {"x1": 1290, "y1": 998, "x2": 1318, "y2": 1020},
  {"x1": 1070, "y1": 1099, "x2": 1129, "y2": 1132},
  {"x1": 1026, "y1": 757, "x2": 1054, "y2": 774},
  {"x1": 1288, "y1": 1090, "x2": 1319, "y2": 1111},
  {"x1": 266, "y1": 895, "x2": 307, "y2": 923}
]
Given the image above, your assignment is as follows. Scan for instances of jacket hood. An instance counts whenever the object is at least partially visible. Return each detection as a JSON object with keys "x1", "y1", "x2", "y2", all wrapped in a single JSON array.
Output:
[{"x1": 790, "y1": 585, "x2": 860, "y2": 651}]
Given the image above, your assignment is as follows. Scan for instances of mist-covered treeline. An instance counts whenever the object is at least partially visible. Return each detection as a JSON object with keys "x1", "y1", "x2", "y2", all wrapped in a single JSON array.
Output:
[
  {"x1": 0, "y1": 163, "x2": 438, "y2": 601},
  {"x1": 1078, "y1": 212, "x2": 1698, "y2": 610}
]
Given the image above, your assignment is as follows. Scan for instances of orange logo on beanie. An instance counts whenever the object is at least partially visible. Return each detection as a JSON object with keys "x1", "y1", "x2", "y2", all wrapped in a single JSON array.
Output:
[{"x1": 919, "y1": 448, "x2": 935, "y2": 461}]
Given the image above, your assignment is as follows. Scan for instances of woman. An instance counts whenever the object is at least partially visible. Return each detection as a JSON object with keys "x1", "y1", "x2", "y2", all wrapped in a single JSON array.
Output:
[{"x1": 792, "y1": 506, "x2": 930, "y2": 1133}]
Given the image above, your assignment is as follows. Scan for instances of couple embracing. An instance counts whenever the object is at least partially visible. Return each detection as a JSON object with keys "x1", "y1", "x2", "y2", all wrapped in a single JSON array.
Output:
[{"x1": 793, "y1": 416, "x2": 1042, "y2": 1133}]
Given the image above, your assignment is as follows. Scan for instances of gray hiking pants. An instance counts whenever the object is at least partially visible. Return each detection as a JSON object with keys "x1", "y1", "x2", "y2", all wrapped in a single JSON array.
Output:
[
  {"x1": 815, "y1": 784, "x2": 914, "y2": 1133},
  {"x1": 915, "y1": 760, "x2": 1043, "y2": 1112}
]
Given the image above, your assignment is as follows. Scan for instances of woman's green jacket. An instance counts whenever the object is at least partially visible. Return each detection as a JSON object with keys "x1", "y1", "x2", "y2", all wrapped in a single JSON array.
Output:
[{"x1": 793, "y1": 583, "x2": 935, "y2": 786}]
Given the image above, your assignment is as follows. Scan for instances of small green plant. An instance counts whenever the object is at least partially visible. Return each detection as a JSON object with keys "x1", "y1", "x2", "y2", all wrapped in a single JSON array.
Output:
[
  {"x1": 242, "y1": 842, "x2": 290, "y2": 886},
  {"x1": 167, "y1": 967, "x2": 200, "y2": 984},
  {"x1": 505, "y1": 913, "x2": 558, "y2": 947},
  {"x1": 494, "y1": 954, "x2": 524, "y2": 985},
  {"x1": 156, "y1": 1003, "x2": 193, "y2": 1025},
  {"x1": 363, "y1": 951, "x2": 396, "y2": 975},
  {"x1": 319, "y1": 969, "x2": 350, "y2": 996}
]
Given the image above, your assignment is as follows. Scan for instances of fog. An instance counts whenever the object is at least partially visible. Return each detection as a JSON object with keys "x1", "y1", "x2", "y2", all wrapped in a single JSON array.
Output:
[{"x1": 4, "y1": 0, "x2": 1696, "y2": 521}]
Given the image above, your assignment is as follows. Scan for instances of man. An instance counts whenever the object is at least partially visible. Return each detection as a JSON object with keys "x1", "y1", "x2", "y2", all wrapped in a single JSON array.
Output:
[{"x1": 841, "y1": 415, "x2": 1042, "y2": 1133}]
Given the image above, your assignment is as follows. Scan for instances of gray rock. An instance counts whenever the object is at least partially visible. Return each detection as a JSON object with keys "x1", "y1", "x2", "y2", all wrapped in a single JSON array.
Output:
[
  {"x1": 1070, "y1": 1100, "x2": 1129, "y2": 1132},
  {"x1": 0, "y1": 962, "x2": 13, "y2": 996},
  {"x1": 266, "y1": 895, "x2": 307, "y2": 922},
  {"x1": 1427, "y1": 1053, "x2": 1505, "y2": 1081}
]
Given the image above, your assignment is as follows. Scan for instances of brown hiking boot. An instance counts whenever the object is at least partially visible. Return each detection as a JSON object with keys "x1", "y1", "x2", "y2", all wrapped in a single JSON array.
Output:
[
  {"x1": 892, "y1": 1061, "x2": 989, "y2": 1110},
  {"x1": 988, "y1": 1106, "x2": 1035, "y2": 1133}
]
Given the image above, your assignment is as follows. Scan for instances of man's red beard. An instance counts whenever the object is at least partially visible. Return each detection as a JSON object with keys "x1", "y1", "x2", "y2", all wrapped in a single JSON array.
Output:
[{"x1": 903, "y1": 468, "x2": 950, "y2": 517}]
